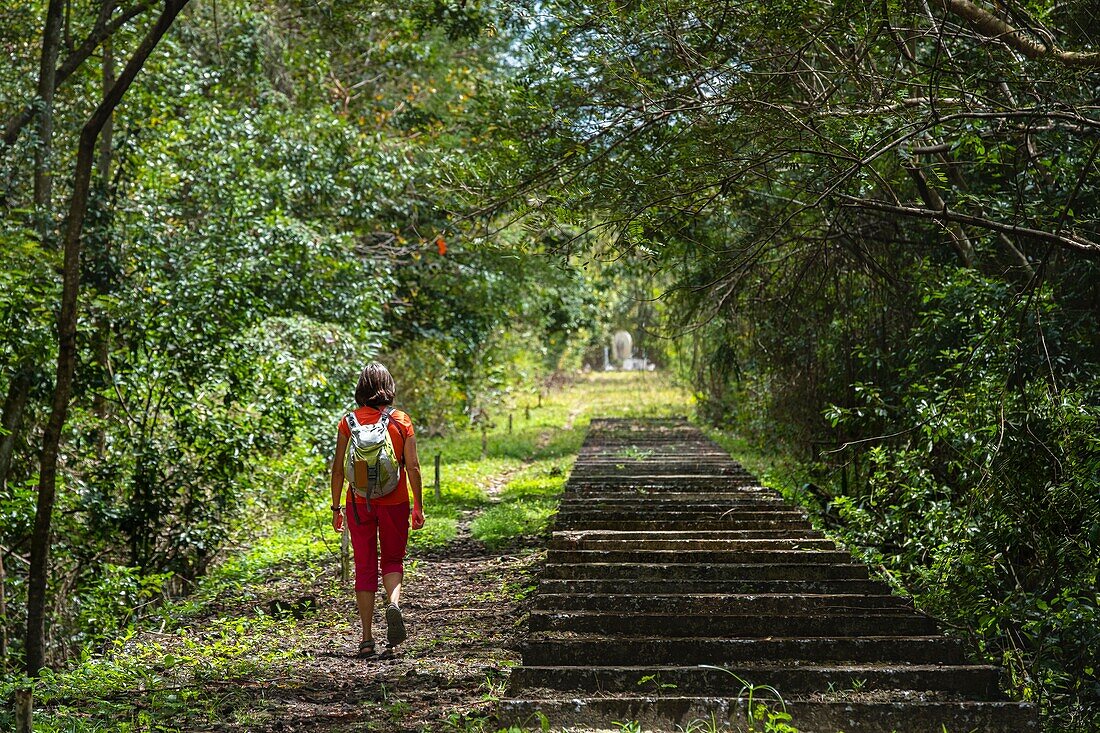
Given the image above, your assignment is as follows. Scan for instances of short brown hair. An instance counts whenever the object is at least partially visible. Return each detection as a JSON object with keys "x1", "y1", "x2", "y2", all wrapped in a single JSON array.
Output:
[{"x1": 355, "y1": 362, "x2": 396, "y2": 407}]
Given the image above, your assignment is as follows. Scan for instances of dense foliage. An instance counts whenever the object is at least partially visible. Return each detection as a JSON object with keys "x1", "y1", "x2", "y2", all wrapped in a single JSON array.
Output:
[
  {"x1": 454, "y1": 1, "x2": 1100, "y2": 729},
  {"x1": 0, "y1": 0, "x2": 600, "y2": 678},
  {"x1": 2, "y1": 1, "x2": 1098, "y2": 731}
]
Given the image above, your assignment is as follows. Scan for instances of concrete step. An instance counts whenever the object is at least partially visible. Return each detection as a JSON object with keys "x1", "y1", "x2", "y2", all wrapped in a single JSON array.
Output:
[
  {"x1": 558, "y1": 498, "x2": 789, "y2": 510},
  {"x1": 558, "y1": 497, "x2": 800, "y2": 508},
  {"x1": 540, "y1": 562, "x2": 870, "y2": 581},
  {"x1": 528, "y1": 611, "x2": 939, "y2": 637},
  {"x1": 569, "y1": 474, "x2": 756, "y2": 483},
  {"x1": 536, "y1": 578, "x2": 891, "y2": 596},
  {"x1": 578, "y1": 451, "x2": 733, "y2": 458},
  {"x1": 548, "y1": 537, "x2": 838, "y2": 552},
  {"x1": 532, "y1": 593, "x2": 913, "y2": 614},
  {"x1": 558, "y1": 490, "x2": 783, "y2": 503},
  {"x1": 552, "y1": 519, "x2": 815, "y2": 531},
  {"x1": 545, "y1": 549, "x2": 853, "y2": 565},
  {"x1": 520, "y1": 635, "x2": 968, "y2": 666},
  {"x1": 556, "y1": 508, "x2": 790, "y2": 519},
  {"x1": 498, "y1": 697, "x2": 1038, "y2": 733},
  {"x1": 551, "y1": 529, "x2": 825, "y2": 541},
  {"x1": 565, "y1": 484, "x2": 762, "y2": 493},
  {"x1": 572, "y1": 460, "x2": 743, "y2": 471},
  {"x1": 554, "y1": 509, "x2": 807, "y2": 521},
  {"x1": 509, "y1": 663, "x2": 1003, "y2": 698},
  {"x1": 566, "y1": 480, "x2": 763, "y2": 489}
]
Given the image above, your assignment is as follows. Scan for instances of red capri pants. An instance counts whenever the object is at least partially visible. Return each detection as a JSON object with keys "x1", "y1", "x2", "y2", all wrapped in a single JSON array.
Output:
[{"x1": 346, "y1": 493, "x2": 410, "y2": 592}]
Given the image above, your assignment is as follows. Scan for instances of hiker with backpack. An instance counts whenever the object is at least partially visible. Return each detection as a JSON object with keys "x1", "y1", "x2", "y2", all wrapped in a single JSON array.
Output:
[{"x1": 330, "y1": 362, "x2": 426, "y2": 658}]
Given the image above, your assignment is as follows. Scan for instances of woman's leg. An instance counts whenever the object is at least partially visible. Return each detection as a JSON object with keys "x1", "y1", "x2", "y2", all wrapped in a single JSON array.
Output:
[
  {"x1": 355, "y1": 590, "x2": 376, "y2": 641},
  {"x1": 347, "y1": 497, "x2": 380, "y2": 643},
  {"x1": 382, "y1": 571, "x2": 402, "y2": 607},
  {"x1": 378, "y1": 502, "x2": 411, "y2": 644},
  {"x1": 378, "y1": 502, "x2": 411, "y2": 605}
]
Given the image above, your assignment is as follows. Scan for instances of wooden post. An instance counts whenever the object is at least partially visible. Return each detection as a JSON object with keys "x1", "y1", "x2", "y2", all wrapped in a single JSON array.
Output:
[
  {"x1": 538, "y1": 391, "x2": 542, "y2": 408},
  {"x1": 340, "y1": 520, "x2": 350, "y2": 584},
  {"x1": 481, "y1": 424, "x2": 488, "y2": 457},
  {"x1": 434, "y1": 454, "x2": 441, "y2": 501},
  {"x1": 15, "y1": 688, "x2": 32, "y2": 733},
  {"x1": 508, "y1": 413, "x2": 513, "y2": 434},
  {"x1": 525, "y1": 405, "x2": 530, "y2": 421}
]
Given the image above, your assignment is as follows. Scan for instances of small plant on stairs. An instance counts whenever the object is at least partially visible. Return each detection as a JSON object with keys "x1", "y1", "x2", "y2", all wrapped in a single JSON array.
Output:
[{"x1": 698, "y1": 665, "x2": 800, "y2": 733}]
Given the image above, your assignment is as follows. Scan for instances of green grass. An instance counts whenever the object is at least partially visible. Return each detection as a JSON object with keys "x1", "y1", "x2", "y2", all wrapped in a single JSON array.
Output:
[
  {"x1": 470, "y1": 461, "x2": 569, "y2": 547},
  {"x1": 1, "y1": 611, "x2": 303, "y2": 732}
]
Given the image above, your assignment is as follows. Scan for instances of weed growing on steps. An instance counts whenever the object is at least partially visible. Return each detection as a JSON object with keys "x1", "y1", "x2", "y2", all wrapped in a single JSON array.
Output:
[
  {"x1": 637, "y1": 671, "x2": 678, "y2": 694},
  {"x1": 696, "y1": 665, "x2": 798, "y2": 733},
  {"x1": 676, "y1": 712, "x2": 728, "y2": 732},
  {"x1": 613, "y1": 721, "x2": 645, "y2": 733}
]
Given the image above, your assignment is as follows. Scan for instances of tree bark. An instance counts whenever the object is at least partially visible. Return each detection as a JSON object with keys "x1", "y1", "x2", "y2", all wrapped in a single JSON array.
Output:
[
  {"x1": 0, "y1": 368, "x2": 33, "y2": 494},
  {"x1": 92, "y1": 36, "x2": 117, "y2": 457},
  {"x1": 24, "y1": 0, "x2": 191, "y2": 677},
  {"x1": 903, "y1": 163, "x2": 976, "y2": 267},
  {"x1": 1, "y1": 549, "x2": 7, "y2": 668},
  {"x1": 32, "y1": 0, "x2": 66, "y2": 244},
  {"x1": 15, "y1": 688, "x2": 32, "y2": 733},
  {"x1": 99, "y1": 36, "x2": 116, "y2": 182}
]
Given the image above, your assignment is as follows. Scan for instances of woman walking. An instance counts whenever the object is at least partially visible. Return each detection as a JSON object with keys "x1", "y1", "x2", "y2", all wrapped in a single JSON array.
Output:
[{"x1": 331, "y1": 362, "x2": 425, "y2": 658}]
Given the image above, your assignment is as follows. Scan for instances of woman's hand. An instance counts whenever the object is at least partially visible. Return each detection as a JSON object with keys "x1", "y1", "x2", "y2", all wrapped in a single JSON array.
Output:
[
  {"x1": 332, "y1": 509, "x2": 344, "y2": 533},
  {"x1": 411, "y1": 503, "x2": 425, "y2": 530}
]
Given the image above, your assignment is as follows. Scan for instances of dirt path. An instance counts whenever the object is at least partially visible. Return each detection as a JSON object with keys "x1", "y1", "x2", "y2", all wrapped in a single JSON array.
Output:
[
  {"x1": 262, "y1": 415, "x2": 577, "y2": 732},
  {"x1": 202, "y1": 428, "x2": 569, "y2": 732},
  {"x1": 179, "y1": 545, "x2": 541, "y2": 732}
]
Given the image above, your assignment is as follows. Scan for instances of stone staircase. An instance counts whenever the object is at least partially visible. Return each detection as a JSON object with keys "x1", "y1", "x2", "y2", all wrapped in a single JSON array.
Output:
[{"x1": 500, "y1": 418, "x2": 1037, "y2": 732}]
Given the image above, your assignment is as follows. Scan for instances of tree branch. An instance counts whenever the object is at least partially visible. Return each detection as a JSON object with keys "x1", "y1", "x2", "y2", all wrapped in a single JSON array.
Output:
[
  {"x1": 2, "y1": 0, "x2": 155, "y2": 150},
  {"x1": 25, "y1": 0, "x2": 191, "y2": 677},
  {"x1": 937, "y1": 0, "x2": 1100, "y2": 68},
  {"x1": 902, "y1": 163, "x2": 976, "y2": 267},
  {"x1": 837, "y1": 195, "x2": 1100, "y2": 257}
]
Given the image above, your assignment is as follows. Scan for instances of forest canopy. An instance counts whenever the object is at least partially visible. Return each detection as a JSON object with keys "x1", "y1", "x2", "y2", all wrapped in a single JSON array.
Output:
[{"x1": 1, "y1": 1, "x2": 1098, "y2": 731}]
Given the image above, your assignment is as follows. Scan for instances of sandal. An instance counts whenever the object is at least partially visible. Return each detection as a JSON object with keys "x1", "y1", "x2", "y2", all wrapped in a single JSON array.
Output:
[
  {"x1": 356, "y1": 639, "x2": 376, "y2": 658},
  {"x1": 385, "y1": 603, "x2": 407, "y2": 646}
]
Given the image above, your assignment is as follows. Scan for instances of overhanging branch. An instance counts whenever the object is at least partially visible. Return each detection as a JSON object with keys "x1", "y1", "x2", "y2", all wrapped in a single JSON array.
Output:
[
  {"x1": 837, "y1": 196, "x2": 1100, "y2": 257},
  {"x1": 937, "y1": 0, "x2": 1100, "y2": 68}
]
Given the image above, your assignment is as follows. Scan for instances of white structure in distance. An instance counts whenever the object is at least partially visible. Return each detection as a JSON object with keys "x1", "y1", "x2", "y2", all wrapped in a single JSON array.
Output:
[{"x1": 606, "y1": 330, "x2": 656, "y2": 371}]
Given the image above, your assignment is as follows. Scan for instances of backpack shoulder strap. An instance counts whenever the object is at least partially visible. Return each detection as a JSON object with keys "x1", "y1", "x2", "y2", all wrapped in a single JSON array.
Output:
[
  {"x1": 381, "y1": 406, "x2": 408, "y2": 438},
  {"x1": 382, "y1": 407, "x2": 408, "y2": 468}
]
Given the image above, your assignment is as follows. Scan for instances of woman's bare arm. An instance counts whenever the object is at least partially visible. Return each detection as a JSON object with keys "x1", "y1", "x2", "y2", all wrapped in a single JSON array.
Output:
[
  {"x1": 331, "y1": 430, "x2": 348, "y2": 509},
  {"x1": 404, "y1": 434, "x2": 423, "y2": 509}
]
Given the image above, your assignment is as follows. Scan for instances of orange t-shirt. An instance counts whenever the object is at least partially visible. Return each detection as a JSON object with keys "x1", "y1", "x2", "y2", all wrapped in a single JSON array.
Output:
[{"x1": 338, "y1": 406, "x2": 415, "y2": 506}]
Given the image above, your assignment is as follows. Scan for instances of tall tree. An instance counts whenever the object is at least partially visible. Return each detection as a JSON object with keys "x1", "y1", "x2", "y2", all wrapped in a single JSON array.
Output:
[
  {"x1": 25, "y1": 0, "x2": 191, "y2": 676},
  {"x1": 31, "y1": 0, "x2": 65, "y2": 244}
]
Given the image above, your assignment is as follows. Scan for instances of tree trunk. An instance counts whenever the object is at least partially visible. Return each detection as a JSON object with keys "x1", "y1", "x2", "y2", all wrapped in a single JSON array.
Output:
[
  {"x1": 99, "y1": 36, "x2": 115, "y2": 182},
  {"x1": 15, "y1": 688, "x2": 32, "y2": 733},
  {"x1": 24, "y1": 0, "x2": 191, "y2": 677},
  {"x1": 1, "y1": 549, "x2": 7, "y2": 668},
  {"x1": 92, "y1": 36, "x2": 116, "y2": 457},
  {"x1": 33, "y1": 0, "x2": 66, "y2": 244},
  {"x1": 0, "y1": 368, "x2": 32, "y2": 494}
]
